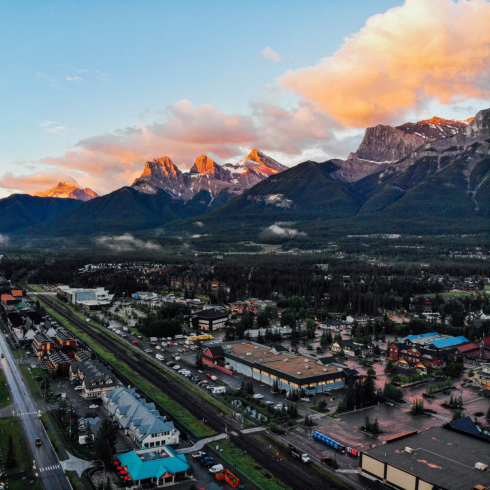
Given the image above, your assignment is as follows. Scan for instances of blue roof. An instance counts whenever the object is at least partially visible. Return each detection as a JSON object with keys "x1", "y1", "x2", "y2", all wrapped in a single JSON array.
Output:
[
  {"x1": 449, "y1": 416, "x2": 481, "y2": 435},
  {"x1": 118, "y1": 449, "x2": 188, "y2": 481},
  {"x1": 404, "y1": 333, "x2": 439, "y2": 341},
  {"x1": 431, "y1": 336, "x2": 468, "y2": 348}
]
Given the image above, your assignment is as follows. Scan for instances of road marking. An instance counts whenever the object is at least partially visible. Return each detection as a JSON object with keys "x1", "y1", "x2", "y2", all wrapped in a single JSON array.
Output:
[
  {"x1": 40, "y1": 465, "x2": 61, "y2": 472},
  {"x1": 15, "y1": 411, "x2": 43, "y2": 416}
]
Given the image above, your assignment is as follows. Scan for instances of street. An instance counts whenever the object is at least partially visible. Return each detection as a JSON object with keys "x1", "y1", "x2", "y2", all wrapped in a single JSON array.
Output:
[{"x1": 0, "y1": 333, "x2": 71, "y2": 490}]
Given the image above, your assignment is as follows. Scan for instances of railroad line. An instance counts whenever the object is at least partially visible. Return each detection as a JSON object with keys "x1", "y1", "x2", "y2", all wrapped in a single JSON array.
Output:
[{"x1": 32, "y1": 290, "x2": 349, "y2": 490}]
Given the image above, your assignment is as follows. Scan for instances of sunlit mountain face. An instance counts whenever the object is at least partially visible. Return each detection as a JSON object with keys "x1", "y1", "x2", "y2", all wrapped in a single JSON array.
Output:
[
  {"x1": 34, "y1": 182, "x2": 99, "y2": 202},
  {"x1": 131, "y1": 149, "x2": 288, "y2": 201}
]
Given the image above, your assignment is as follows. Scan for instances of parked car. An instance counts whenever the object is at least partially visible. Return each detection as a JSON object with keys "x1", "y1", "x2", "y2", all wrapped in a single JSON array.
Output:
[
  {"x1": 74, "y1": 386, "x2": 84, "y2": 391},
  {"x1": 172, "y1": 365, "x2": 181, "y2": 370},
  {"x1": 386, "y1": 401, "x2": 395, "y2": 407},
  {"x1": 191, "y1": 451, "x2": 206, "y2": 459},
  {"x1": 166, "y1": 361, "x2": 175, "y2": 367},
  {"x1": 274, "y1": 403, "x2": 284, "y2": 410},
  {"x1": 253, "y1": 394, "x2": 264, "y2": 399},
  {"x1": 209, "y1": 464, "x2": 224, "y2": 474},
  {"x1": 264, "y1": 401, "x2": 274, "y2": 405},
  {"x1": 89, "y1": 404, "x2": 98, "y2": 409}
]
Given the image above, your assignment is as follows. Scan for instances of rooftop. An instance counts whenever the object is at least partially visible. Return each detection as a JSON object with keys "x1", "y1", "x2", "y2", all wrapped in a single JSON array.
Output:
[{"x1": 364, "y1": 427, "x2": 490, "y2": 490}]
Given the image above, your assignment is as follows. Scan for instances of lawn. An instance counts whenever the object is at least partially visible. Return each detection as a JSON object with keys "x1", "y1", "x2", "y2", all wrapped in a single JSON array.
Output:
[
  {"x1": 0, "y1": 369, "x2": 12, "y2": 409},
  {"x1": 0, "y1": 417, "x2": 32, "y2": 474},
  {"x1": 212, "y1": 440, "x2": 292, "y2": 490},
  {"x1": 9, "y1": 480, "x2": 43, "y2": 490},
  {"x1": 34, "y1": 297, "x2": 218, "y2": 438},
  {"x1": 27, "y1": 284, "x2": 45, "y2": 292}
]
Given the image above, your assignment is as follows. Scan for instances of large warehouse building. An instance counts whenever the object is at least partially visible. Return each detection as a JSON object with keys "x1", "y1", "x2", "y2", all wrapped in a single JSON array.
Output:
[
  {"x1": 203, "y1": 341, "x2": 358, "y2": 394},
  {"x1": 360, "y1": 424, "x2": 490, "y2": 490},
  {"x1": 57, "y1": 286, "x2": 113, "y2": 308}
]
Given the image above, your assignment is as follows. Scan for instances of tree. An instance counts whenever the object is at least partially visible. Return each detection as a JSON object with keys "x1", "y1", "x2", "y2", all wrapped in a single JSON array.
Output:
[
  {"x1": 318, "y1": 399, "x2": 328, "y2": 412},
  {"x1": 338, "y1": 348, "x2": 346, "y2": 357},
  {"x1": 385, "y1": 359, "x2": 397, "y2": 373},
  {"x1": 367, "y1": 367, "x2": 376, "y2": 377},
  {"x1": 195, "y1": 352, "x2": 203, "y2": 370},
  {"x1": 486, "y1": 404, "x2": 490, "y2": 419},
  {"x1": 93, "y1": 419, "x2": 118, "y2": 469},
  {"x1": 256, "y1": 310, "x2": 269, "y2": 328},
  {"x1": 373, "y1": 344, "x2": 381, "y2": 355},
  {"x1": 452, "y1": 409, "x2": 465, "y2": 421},
  {"x1": 6, "y1": 433, "x2": 17, "y2": 469},
  {"x1": 85, "y1": 421, "x2": 94, "y2": 454}
]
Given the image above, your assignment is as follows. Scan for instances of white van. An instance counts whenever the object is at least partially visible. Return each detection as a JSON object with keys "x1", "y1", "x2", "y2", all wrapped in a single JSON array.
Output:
[
  {"x1": 212, "y1": 387, "x2": 226, "y2": 395},
  {"x1": 209, "y1": 464, "x2": 224, "y2": 474}
]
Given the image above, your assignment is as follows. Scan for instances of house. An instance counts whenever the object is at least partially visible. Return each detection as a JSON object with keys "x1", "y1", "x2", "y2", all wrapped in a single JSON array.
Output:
[
  {"x1": 331, "y1": 340, "x2": 373, "y2": 357},
  {"x1": 388, "y1": 342, "x2": 456, "y2": 371},
  {"x1": 474, "y1": 363, "x2": 490, "y2": 390},
  {"x1": 191, "y1": 308, "x2": 228, "y2": 331},
  {"x1": 69, "y1": 359, "x2": 118, "y2": 398},
  {"x1": 31, "y1": 332, "x2": 55, "y2": 356},
  {"x1": 54, "y1": 329, "x2": 78, "y2": 348},
  {"x1": 116, "y1": 446, "x2": 189, "y2": 486},
  {"x1": 102, "y1": 387, "x2": 180, "y2": 448},
  {"x1": 46, "y1": 351, "x2": 72, "y2": 376}
]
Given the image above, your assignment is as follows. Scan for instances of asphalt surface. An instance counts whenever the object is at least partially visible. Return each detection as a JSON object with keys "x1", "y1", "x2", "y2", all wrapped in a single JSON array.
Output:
[{"x1": 0, "y1": 333, "x2": 71, "y2": 490}]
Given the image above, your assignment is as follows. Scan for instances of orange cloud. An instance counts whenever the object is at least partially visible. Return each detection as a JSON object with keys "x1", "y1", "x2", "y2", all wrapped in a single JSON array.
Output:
[
  {"x1": 1, "y1": 172, "x2": 79, "y2": 195},
  {"x1": 280, "y1": 0, "x2": 490, "y2": 127}
]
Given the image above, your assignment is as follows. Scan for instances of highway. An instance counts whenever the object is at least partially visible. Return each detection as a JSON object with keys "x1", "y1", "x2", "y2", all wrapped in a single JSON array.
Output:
[{"x1": 0, "y1": 333, "x2": 71, "y2": 490}]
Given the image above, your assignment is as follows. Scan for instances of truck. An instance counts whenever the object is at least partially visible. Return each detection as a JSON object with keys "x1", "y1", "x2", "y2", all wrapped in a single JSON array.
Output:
[{"x1": 289, "y1": 444, "x2": 311, "y2": 464}]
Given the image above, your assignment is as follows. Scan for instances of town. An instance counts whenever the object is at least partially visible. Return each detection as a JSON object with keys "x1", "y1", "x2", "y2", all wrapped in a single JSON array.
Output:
[{"x1": 0, "y1": 253, "x2": 489, "y2": 490}]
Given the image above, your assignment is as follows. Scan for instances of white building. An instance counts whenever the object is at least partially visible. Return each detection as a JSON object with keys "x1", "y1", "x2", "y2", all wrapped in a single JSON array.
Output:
[{"x1": 57, "y1": 286, "x2": 114, "y2": 308}]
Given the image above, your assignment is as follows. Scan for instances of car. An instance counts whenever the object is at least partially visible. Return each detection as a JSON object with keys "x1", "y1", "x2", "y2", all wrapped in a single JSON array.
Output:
[
  {"x1": 204, "y1": 458, "x2": 216, "y2": 468},
  {"x1": 74, "y1": 386, "x2": 84, "y2": 391},
  {"x1": 144, "y1": 348, "x2": 153, "y2": 353},
  {"x1": 253, "y1": 394, "x2": 264, "y2": 399},
  {"x1": 320, "y1": 456, "x2": 339, "y2": 469},
  {"x1": 137, "y1": 335, "x2": 142, "y2": 339},
  {"x1": 373, "y1": 358, "x2": 380, "y2": 362},
  {"x1": 274, "y1": 404, "x2": 284, "y2": 411},
  {"x1": 264, "y1": 401, "x2": 274, "y2": 405},
  {"x1": 300, "y1": 397, "x2": 311, "y2": 402},
  {"x1": 386, "y1": 401, "x2": 395, "y2": 407},
  {"x1": 172, "y1": 365, "x2": 181, "y2": 370},
  {"x1": 191, "y1": 451, "x2": 206, "y2": 459},
  {"x1": 35, "y1": 438, "x2": 42, "y2": 447},
  {"x1": 89, "y1": 404, "x2": 99, "y2": 409},
  {"x1": 166, "y1": 361, "x2": 175, "y2": 367},
  {"x1": 198, "y1": 380, "x2": 208, "y2": 386},
  {"x1": 171, "y1": 343, "x2": 177, "y2": 346},
  {"x1": 205, "y1": 384, "x2": 215, "y2": 390}
]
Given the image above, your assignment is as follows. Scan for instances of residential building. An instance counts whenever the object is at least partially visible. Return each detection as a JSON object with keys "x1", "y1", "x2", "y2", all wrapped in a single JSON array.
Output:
[
  {"x1": 331, "y1": 340, "x2": 374, "y2": 357},
  {"x1": 102, "y1": 387, "x2": 180, "y2": 448},
  {"x1": 69, "y1": 359, "x2": 118, "y2": 398}
]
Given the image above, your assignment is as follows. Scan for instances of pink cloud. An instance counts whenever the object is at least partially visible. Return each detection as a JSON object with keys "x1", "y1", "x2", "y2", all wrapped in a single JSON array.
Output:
[
  {"x1": 280, "y1": 0, "x2": 490, "y2": 127},
  {"x1": 1, "y1": 172, "x2": 79, "y2": 195}
]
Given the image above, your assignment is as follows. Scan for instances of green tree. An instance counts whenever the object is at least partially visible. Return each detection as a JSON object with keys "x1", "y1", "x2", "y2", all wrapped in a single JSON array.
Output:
[
  {"x1": 6, "y1": 433, "x2": 17, "y2": 469},
  {"x1": 452, "y1": 409, "x2": 464, "y2": 421},
  {"x1": 367, "y1": 367, "x2": 376, "y2": 377},
  {"x1": 318, "y1": 399, "x2": 328, "y2": 412},
  {"x1": 85, "y1": 421, "x2": 94, "y2": 454},
  {"x1": 256, "y1": 310, "x2": 269, "y2": 328},
  {"x1": 195, "y1": 352, "x2": 203, "y2": 370},
  {"x1": 338, "y1": 348, "x2": 346, "y2": 357}
]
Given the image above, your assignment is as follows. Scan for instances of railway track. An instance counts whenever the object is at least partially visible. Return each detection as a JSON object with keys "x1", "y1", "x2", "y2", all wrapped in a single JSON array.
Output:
[{"x1": 31, "y1": 289, "x2": 349, "y2": 490}]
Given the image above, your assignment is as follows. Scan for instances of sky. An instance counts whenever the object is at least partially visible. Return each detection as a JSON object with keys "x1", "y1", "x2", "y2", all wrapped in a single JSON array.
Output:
[{"x1": 1, "y1": 0, "x2": 490, "y2": 198}]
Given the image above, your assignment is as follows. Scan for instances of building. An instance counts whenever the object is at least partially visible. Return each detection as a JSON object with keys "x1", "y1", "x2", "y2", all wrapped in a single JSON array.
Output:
[
  {"x1": 359, "y1": 425, "x2": 490, "y2": 490},
  {"x1": 31, "y1": 332, "x2": 55, "y2": 356},
  {"x1": 57, "y1": 286, "x2": 114, "y2": 309},
  {"x1": 331, "y1": 340, "x2": 374, "y2": 357},
  {"x1": 388, "y1": 342, "x2": 456, "y2": 372},
  {"x1": 102, "y1": 387, "x2": 180, "y2": 448},
  {"x1": 400, "y1": 333, "x2": 468, "y2": 350},
  {"x1": 244, "y1": 326, "x2": 292, "y2": 340},
  {"x1": 191, "y1": 308, "x2": 228, "y2": 331},
  {"x1": 474, "y1": 363, "x2": 490, "y2": 390},
  {"x1": 46, "y1": 351, "x2": 72, "y2": 376},
  {"x1": 457, "y1": 341, "x2": 490, "y2": 362},
  {"x1": 117, "y1": 446, "x2": 189, "y2": 486},
  {"x1": 69, "y1": 360, "x2": 118, "y2": 398},
  {"x1": 203, "y1": 341, "x2": 358, "y2": 394}
]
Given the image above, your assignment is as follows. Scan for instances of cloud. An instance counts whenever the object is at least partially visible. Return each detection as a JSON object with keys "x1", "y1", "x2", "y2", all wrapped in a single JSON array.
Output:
[
  {"x1": 261, "y1": 224, "x2": 307, "y2": 238},
  {"x1": 0, "y1": 234, "x2": 9, "y2": 245},
  {"x1": 280, "y1": 0, "x2": 490, "y2": 127},
  {"x1": 194, "y1": 221, "x2": 204, "y2": 228},
  {"x1": 26, "y1": 98, "x2": 342, "y2": 194},
  {"x1": 0, "y1": 172, "x2": 79, "y2": 194},
  {"x1": 94, "y1": 234, "x2": 162, "y2": 251},
  {"x1": 40, "y1": 121, "x2": 67, "y2": 134},
  {"x1": 66, "y1": 76, "x2": 84, "y2": 83},
  {"x1": 261, "y1": 47, "x2": 282, "y2": 62}
]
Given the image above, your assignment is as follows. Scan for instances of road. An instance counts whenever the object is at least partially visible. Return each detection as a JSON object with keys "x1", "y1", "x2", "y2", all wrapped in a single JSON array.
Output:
[{"x1": 0, "y1": 333, "x2": 71, "y2": 490}]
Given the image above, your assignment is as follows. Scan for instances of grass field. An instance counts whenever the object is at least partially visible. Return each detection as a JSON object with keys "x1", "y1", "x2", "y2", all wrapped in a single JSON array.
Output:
[
  {"x1": 0, "y1": 417, "x2": 32, "y2": 474},
  {"x1": 0, "y1": 369, "x2": 12, "y2": 409},
  {"x1": 34, "y1": 296, "x2": 217, "y2": 438},
  {"x1": 419, "y1": 292, "x2": 478, "y2": 299}
]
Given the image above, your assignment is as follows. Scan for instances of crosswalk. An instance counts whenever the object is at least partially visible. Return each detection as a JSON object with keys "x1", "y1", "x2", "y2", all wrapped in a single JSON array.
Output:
[
  {"x1": 40, "y1": 464, "x2": 61, "y2": 472},
  {"x1": 15, "y1": 411, "x2": 42, "y2": 416}
]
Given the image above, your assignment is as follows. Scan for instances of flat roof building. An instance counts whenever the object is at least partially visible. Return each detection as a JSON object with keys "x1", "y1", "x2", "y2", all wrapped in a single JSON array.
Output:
[{"x1": 360, "y1": 426, "x2": 490, "y2": 490}]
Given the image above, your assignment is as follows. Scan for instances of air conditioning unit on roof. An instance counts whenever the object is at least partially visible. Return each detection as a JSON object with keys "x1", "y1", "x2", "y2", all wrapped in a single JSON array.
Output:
[
  {"x1": 405, "y1": 447, "x2": 414, "y2": 454},
  {"x1": 475, "y1": 462, "x2": 488, "y2": 471}
]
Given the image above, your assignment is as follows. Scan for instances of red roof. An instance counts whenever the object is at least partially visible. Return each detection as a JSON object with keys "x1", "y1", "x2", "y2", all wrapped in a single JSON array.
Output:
[
  {"x1": 457, "y1": 342, "x2": 479, "y2": 353},
  {"x1": 484, "y1": 337, "x2": 490, "y2": 347},
  {"x1": 11, "y1": 290, "x2": 23, "y2": 297}
]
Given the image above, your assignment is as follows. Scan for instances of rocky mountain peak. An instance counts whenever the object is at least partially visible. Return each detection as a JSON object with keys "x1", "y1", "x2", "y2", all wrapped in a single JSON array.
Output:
[
  {"x1": 190, "y1": 155, "x2": 218, "y2": 175},
  {"x1": 34, "y1": 182, "x2": 98, "y2": 201},
  {"x1": 141, "y1": 157, "x2": 181, "y2": 177},
  {"x1": 464, "y1": 108, "x2": 490, "y2": 139}
]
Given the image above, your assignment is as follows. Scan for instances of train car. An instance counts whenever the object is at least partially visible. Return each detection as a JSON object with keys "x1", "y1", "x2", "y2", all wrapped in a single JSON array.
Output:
[{"x1": 312, "y1": 431, "x2": 347, "y2": 454}]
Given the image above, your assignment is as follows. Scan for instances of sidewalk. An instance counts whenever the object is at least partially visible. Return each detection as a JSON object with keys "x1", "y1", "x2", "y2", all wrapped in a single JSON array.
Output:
[{"x1": 176, "y1": 434, "x2": 228, "y2": 454}]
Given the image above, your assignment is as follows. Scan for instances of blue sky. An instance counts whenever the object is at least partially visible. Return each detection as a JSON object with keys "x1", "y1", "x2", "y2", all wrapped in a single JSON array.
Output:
[{"x1": 1, "y1": 0, "x2": 489, "y2": 197}]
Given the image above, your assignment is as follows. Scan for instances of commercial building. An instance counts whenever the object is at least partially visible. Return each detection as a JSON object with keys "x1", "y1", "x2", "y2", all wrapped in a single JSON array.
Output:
[
  {"x1": 116, "y1": 446, "x2": 189, "y2": 486},
  {"x1": 191, "y1": 308, "x2": 228, "y2": 331},
  {"x1": 400, "y1": 333, "x2": 468, "y2": 350},
  {"x1": 388, "y1": 342, "x2": 457, "y2": 372},
  {"x1": 102, "y1": 387, "x2": 180, "y2": 448},
  {"x1": 203, "y1": 341, "x2": 357, "y2": 394},
  {"x1": 359, "y1": 425, "x2": 490, "y2": 490},
  {"x1": 57, "y1": 286, "x2": 114, "y2": 309}
]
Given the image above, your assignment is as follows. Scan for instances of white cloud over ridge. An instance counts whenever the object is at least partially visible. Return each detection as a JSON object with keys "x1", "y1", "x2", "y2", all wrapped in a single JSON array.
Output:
[{"x1": 95, "y1": 234, "x2": 161, "y2": 251}]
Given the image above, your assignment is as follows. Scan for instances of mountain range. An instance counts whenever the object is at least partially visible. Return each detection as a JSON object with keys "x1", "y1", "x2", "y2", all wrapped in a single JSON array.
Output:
[
  {"x1": 2, "y1": 107, "x2": 490, "y2": 246},
  {"x1": 35, "y1": 182, "x2": 99, "y2": 201}
]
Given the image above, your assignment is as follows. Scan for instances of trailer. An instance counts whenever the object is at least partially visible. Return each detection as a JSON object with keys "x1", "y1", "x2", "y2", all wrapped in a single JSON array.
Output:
[
  {"x1": 288, "y1": 444, "x2": 311, "y2": 464},
  {"x1": 312, "y1": 431, "x2": 348, "y2": 455}
]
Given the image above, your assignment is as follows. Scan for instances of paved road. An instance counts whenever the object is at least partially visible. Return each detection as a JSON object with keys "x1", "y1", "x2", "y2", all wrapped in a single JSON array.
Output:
[{"x1": 0, "y1": 334, "x2": 71, "y2": 490}]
